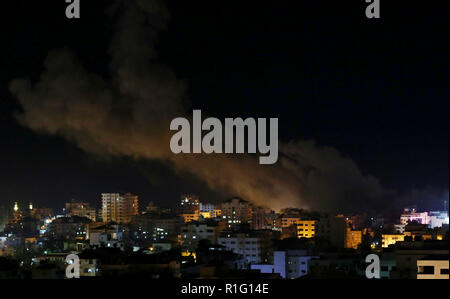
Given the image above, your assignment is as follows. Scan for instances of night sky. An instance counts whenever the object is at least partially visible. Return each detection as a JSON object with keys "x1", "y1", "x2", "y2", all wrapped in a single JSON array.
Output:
[{"x1": 0, "y1": 0, "x2": 448, "y2": 213}]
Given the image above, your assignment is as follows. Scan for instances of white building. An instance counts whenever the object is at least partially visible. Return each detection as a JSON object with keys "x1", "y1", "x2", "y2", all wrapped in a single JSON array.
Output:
[
  {"x1": 218, "y1": 233, "x2": 261, "y2": 265},
  {"x1": 88, "y1": 224, "x2": 124, "y2": 250},
  {"x1": 251, "y1": 250, "x2": 318, "y2": 279},
  {"x1": 428, "y1": 211, "x2": 449, "y2": 229},
  {"x1": 394, "y1": 224, "x2": 406, "y2": 234},
  {"x1": 180, "y1": 221, "x2": 219, "y2": 252},
  {"x1": 200, "y1": 203, "x2": 216, "y2": 213}
]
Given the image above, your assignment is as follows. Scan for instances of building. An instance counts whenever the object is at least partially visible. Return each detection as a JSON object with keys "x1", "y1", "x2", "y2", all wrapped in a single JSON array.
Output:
[
  {"x1": 394, "y1": 224, "x2": 406, "y2": 234},
  {"x1": 277, "y1": 216, "x2": 301, "y2": 229},
  {"x1": 65, "y1": 199, "x2": 96, "y2": 222},
  {"x1": 251, "y1": 250, "x2": 318, "y2": 279},
  {"x1": 88, "y1": 223, "x2": 124, "y2": 250},
  {"x1": 388, "y1": 241, "x2": 449, "y2": 279},
  {"x1": 131, "y1": 212, "x2": 183, "y2": 243},
  {"x1": 345, "y1": 228, "x2": 362, "y2": 249},
  {"x1": 382, "y1": 234, "x2": 405, "y2": 248},
  {"x1": 297, "y1": 220, "x2": 316, "y2": 238},
  {"x1": 220, "y1": 197, "x2": 253, "y2": 226},
  {"x1": 180, "y1": 209, "x2": 200, "y2": 223},
  {"x1": 199, "y1": 203, "x2": 215, "y2": 213},
  {"x1": 218, "y1": 232, "x2": 262, "y2": 265},
  {"x1": 0, "y1": 204, "x2": 11, "y2": 232},
  {"x1": 180, "y1": 194, "x2": 201, "y2": 214},
  {"x1": 400, "y1": 208, "x2": 429, "y2": 225},
  {"x1": 429, "y1": 211, "x2": 449, "y2": 229},
  {"x1": 180, "y1": 220, "x2": 225, "y2": 252},
  {"x1": 101, "y1": 193, "x2": 139, "y2": 223},
  {"x1": 49, "y1": 216, "x2": 91, "y2": 240}
]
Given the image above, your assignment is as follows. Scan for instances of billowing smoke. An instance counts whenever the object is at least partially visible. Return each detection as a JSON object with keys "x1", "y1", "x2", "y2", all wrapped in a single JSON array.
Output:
[{"x1": 9, "y1": 0, "x2": 388, "y2": 212}]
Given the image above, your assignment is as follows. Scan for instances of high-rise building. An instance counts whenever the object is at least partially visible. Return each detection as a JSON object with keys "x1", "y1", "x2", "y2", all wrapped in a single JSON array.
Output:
[{"x1": 101, "y1": 193, "x2": 139, "y2": 223}]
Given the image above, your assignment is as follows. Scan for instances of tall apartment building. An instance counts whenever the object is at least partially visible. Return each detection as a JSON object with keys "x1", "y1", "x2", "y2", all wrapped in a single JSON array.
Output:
[{"x1": 101, "y1": 193, "x2": 139, "y2": 223}]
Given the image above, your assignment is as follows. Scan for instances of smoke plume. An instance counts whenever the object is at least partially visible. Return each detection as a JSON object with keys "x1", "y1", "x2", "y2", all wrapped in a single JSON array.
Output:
[{"x1": 9, "y1": 0, "x2": 388, "y2": 212}]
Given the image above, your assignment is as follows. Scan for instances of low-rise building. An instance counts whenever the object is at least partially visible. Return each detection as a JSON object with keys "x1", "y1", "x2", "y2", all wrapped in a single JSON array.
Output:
[
  {"x1": 218, "y1": 232, "x2": 262, "y2": 265},
  {"x1": 251, "y1": 250, "x2": 318, "y2": 279}
]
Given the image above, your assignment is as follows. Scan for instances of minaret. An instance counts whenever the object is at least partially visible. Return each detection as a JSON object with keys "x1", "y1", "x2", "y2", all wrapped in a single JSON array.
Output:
[{"x1": 13, "y1": 202, "x2": 21, "y2": 221}]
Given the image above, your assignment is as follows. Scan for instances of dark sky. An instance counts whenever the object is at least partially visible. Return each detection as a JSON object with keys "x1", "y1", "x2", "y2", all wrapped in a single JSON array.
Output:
[{"x1": 0, "y1": 0, "x2": 448, "y2": 212}]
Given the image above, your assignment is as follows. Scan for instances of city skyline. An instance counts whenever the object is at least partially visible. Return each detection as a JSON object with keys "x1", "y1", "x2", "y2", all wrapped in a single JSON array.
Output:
[{"x1": 1, "y1": 0, "x2": 448, "y2": 284}]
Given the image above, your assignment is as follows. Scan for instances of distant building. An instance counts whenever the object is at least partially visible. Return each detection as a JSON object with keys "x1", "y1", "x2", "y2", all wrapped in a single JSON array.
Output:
[
  {"x1": 251, "y1": 250, "x2": 318, "y2": 279},
  {"x1": 297, "y1": 220, "x2": 316, "y2": 238},
  {"x1": 429, "y1": 211, "x2": 449, "y2": 229},
  {"x1": 388, "y1": 240, "x2": 449, "y2": 279},
  {"x1": 65, "y1": 199, "x2": 96, "y2": 222},
  {"x1": 180, "y1": 209, "x2": 200, "y2": 223},
  {"x1": 131, "y1": 212, "x2": 183, "y2": 242},
  {"x1": 345, "y1": 228, "x2": 362, "y2": 249},
  {"x1": 101, "y1": 193, "x2": 139, "y2": 223},
  {"x1": 199, "y1": 203, "x2": 215, "y2": 213},
  {"x1": 382, "y1": 234, "x2": 405, "y2": 248},
  {"x1": 218, "y1": 232, "x2": 262, "y2": 265},
  {"x1": 88, "y1": 223, "x2": 124, "y2": 250},
  {"x1": 400, "y1": 208, "x2": 429, "y2": 225},
  {"x1": 49, "y1": 216, "x2": 91, "y2": 240},
  {"x1": 180, "y1": 194, "x2": 200, "y2": 214},
  {"x1": 220, "y1": 197, "x2": 253, "y2": 227},
  {"x1": 276, "y1": 216, "x2": 301, "y2": 229},
  {"x1": 197, "y1": 203, "x2": 222, "y2": 219},
  {"x1": 316, "y1": 215, "x2": 362, "y2": 249},
  {"x1": 180, "y1": 220, "x2": 226, "y2": 252}
]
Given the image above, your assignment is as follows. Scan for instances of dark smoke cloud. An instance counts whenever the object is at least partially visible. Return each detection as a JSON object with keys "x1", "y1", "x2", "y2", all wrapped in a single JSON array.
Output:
[{"x1": 9, "y1": 0, "x2": 391, "y2": 212}]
